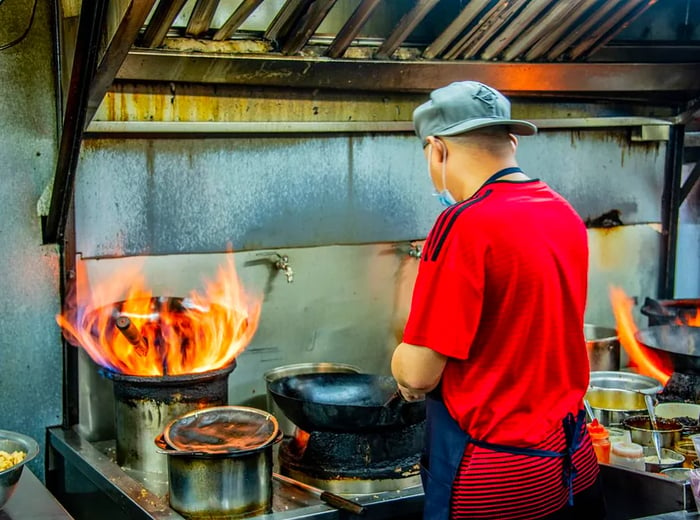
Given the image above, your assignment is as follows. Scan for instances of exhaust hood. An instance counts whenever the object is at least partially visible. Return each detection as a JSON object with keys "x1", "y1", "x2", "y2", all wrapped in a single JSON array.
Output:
[{"x1": 44, "y1": 0, "x2": 700, "y2": 244}]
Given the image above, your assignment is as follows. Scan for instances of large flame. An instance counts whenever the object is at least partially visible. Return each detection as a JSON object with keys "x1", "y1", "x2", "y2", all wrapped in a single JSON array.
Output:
[
  {"x1": 609, "y1": 286, "x2": 672, "y2": 385},
  {"x1": 56, "y1": 254, "x2": 261, "y2": 376}
]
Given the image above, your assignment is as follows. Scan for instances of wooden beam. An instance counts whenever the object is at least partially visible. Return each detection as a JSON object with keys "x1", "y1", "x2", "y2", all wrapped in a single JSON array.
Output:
[
  {"x1": 375, "y1": 0, "x2": 439, "y2": 59},
  {"x1": 140, "y1": 0, "x2": 188, "y2": 48},
  {"x1": 186, "y1": 0, "x2": 220, "y2": 38},
  {"x1": 326, "y1": 0, "x2": 382, "y2": 58},
  {"x1": 213, "y1": 0, "x2": 264, "y2": 41},
  {"x1": 281, "y1": 0, "x2": 338, "y2": 55}
]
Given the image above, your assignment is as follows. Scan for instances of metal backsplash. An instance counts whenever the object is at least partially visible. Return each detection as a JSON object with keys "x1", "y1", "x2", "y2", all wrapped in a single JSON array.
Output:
[
  {"x1": 74, "y1": 130, "x2": 666, "y2": 258},
  {"x1": 70, "y1": 126, "x2": 670, "y2": 439},
  {"x1": 75, "y1": 222, "x2": 661, "y2": 440}
]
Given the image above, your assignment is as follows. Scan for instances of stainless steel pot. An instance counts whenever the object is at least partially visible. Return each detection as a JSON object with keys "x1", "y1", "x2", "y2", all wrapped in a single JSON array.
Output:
[
  {"x1": 104, "y1": 363, "x2": 234, "y2": 478},
  {"x1": 584, "y1": 387, "x2": 648, "y2": 426},
  {"x1": 263, "y1": 362, "x2": 361, "y2": 435},
  {"x1": 584, "y1": 324, "x2": 620, "y2": 372},
  {"x1": 158, "y1": 406, "x2": 282, "y2": 519}
]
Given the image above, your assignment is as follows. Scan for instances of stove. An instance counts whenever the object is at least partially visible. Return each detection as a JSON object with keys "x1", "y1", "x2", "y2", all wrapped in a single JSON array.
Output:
[
  {"x1": 278, "y1": 424, "x2": 423, "y2": 495},
  {"x1": 47, "y1": 427, "x2": 424, "y2": 520}
]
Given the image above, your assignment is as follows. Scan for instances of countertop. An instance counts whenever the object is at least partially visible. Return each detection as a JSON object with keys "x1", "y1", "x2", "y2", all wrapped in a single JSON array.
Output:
[{"x1": 0, "y1": 469, "x2": 74, "y2": 520}]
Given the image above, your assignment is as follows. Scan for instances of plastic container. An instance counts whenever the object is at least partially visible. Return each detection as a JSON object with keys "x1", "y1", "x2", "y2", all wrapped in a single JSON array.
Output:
[
  {"x1": 587, "y1": 419, "x2": 611, "y2": 463},
  {"x1": 609, "y1": 441, "x2": 645, "y2": 471},
  {"x1": 608, "y1": 426, "x2": 631, "y2": 445}
]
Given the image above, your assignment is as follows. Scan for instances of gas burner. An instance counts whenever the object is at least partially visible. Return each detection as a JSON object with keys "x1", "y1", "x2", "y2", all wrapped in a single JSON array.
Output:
[{"x1": 279, "y1": 422, "x2": 424, "y2": 495}]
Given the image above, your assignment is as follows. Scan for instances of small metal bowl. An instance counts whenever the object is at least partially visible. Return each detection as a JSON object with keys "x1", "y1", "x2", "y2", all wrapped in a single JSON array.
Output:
[
  {"x1": 623, "y1": 415, "x2": 683, "y2": 449},
  {"x1": 643, "y1": 447, "x2": 685, "y2": 473},
  {"x1": 0, "y1": 430, "x2": 39, "y2": 509}
]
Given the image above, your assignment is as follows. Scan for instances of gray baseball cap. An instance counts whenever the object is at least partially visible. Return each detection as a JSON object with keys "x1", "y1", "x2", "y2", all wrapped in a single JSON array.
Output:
[{"x1": 413, "y1": 81, "x2": 537, "y2": 146}]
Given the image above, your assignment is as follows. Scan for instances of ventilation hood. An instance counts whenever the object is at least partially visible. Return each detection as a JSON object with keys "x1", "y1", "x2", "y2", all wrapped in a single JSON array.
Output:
[{"x1": 45, "y1": 0, "x2": 700, "y2": 243}]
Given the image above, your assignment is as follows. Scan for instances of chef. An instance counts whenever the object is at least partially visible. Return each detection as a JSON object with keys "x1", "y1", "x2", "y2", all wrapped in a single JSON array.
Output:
[{"x1": 391, "y1": 81, "x2": 606, "y2": 520}]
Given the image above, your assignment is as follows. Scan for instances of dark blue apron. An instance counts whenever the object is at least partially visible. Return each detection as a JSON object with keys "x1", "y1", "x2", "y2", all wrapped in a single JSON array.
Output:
[{"x1": 421, "y1": 393, "x2": 586, "y2": 520}]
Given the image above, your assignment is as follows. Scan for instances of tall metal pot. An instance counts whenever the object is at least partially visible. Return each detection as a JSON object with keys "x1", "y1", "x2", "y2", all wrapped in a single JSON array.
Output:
[
  {"x1": 584, "y1": 324, "x2": 620, "y2": 372},
  {"x1": 104, "y1": 363, "x2": 235, "y2": 478}
]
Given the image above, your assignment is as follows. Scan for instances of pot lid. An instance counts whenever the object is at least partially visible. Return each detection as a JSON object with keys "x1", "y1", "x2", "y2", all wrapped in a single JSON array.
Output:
[{"x1": 164, "y1": 406, "x2": 279, "y2": 454}]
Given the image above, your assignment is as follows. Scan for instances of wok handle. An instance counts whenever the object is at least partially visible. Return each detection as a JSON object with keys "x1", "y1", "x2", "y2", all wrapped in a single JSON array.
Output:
[
  {"x1": 320, "y1": 491, "x2": 366, "y2": 516},
  {"x1": 273, "y1": 473, "x2": 366, "y2": 515}
]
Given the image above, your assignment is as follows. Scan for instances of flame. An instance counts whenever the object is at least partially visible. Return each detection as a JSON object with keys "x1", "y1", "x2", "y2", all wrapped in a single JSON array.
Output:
[
  {"x1": 683, "y1": 308, "x2": 700, "y2": 327},
  {"x1": 56, "y1": 254, "x2": 261, "y2": 376},
  {"x1": 609, "y1": 286, "x2": 672, "y2": 385}
]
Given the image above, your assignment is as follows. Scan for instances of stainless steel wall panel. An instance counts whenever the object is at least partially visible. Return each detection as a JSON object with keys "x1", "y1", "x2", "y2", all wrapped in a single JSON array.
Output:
[
  {"x1": 74, "y1": 136, "x2": 439, "y2": 258},
  {"x1": 75, "y1": 130, "x2": 667, "y2": 259}
]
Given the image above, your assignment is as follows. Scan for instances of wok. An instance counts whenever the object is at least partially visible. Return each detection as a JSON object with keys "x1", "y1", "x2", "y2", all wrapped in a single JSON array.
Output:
[
  {"x1": 635, "y1": 325, "x2": 700, "y2": 374},
  {"x1": 267, "y1": 373, "x2": 426, "y2": 433}
]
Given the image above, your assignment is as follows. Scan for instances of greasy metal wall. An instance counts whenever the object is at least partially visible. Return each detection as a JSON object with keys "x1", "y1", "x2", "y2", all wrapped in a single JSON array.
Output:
[
  {"x1": 0, "y1": 1, "x2": 61, "y2": 481},
  {"x1": 72, "y1": 129, "x2": 667, "y2": 436}
]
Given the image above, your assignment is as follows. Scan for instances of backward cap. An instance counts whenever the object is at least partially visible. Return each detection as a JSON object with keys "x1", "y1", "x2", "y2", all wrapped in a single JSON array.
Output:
[{"x1": 413, "y1": 81, "x2": 537, "y2": 146}]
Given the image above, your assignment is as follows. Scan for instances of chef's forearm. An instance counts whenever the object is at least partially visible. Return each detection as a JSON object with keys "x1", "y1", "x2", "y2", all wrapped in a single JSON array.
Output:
[{"x1": 391, "y1": 342, "x2": 446, "y2": 393}]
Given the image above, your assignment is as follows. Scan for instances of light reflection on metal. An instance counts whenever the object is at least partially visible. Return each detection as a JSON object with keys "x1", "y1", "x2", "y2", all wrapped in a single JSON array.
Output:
[
  {"x1": 480, "y1": 0, "x2": 554, "y2": 60},
  {"x1": 501, "y1": 0, "x2": 586, "y2": 61},
  {"x1": 374, "y1": 0, "x2": 440, "y2": 59},
  {"x1": 326, "y1": 0, "x2": 382, "y2": 59},
  {"x1": 524, "y1": 0, "x2": 598, "y2": 61},
  {"x1": 572, "y1": 0, "x2": 657, "y2": 60},
  {"x1": 422, "y1": 0, "x2": 489, "y2": 59},
  {"x1": 443, "y1": 1, "x2": 506, "y2": 60},
  {"x1": 213, "y1": 0, "x2": 265, "y2": 41},
  {"x1": 140, "y1": 0, "x2": 188, "y2": 48},
  {"x1": 545, "y1": 0, "x2": 625, "y2": 61},
  {"x1": 185, "y1": 0, "x2": 221, "y2": 38},
  {"x1": 85, "y1": 118, "x2": 672, "y2": 134}
]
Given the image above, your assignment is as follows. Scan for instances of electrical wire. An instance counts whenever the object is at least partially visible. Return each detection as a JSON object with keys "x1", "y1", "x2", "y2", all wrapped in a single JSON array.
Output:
[{"x1": 0, "y1": 0, "x2": 39, "y2": 51}]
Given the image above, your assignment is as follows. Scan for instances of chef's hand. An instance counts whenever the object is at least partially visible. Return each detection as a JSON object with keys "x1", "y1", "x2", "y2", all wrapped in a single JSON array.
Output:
[{"x1": 398, "y1": 384, "x2": 425, "y2": 402}]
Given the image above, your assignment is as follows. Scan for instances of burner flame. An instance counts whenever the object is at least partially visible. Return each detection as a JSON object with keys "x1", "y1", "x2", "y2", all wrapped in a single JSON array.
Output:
[
  {"x1": 56, "y1": 253, "x2": 261, "y2": 376},
  {"x1": 609, "y1": 286, "x2": 672, "y2": 385}
]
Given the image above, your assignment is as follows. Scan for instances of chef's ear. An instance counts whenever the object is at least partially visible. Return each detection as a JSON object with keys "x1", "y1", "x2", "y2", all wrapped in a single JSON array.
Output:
[
  {"x1": 429, "y1": 137, "x2": 447, "y2": 162},
  {"x1": 508, "y1": 133, "x2": 518, "y2": 152}
]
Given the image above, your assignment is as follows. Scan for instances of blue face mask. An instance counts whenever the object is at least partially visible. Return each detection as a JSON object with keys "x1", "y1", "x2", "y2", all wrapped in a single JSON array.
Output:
[{"x1": 427, "y1": 143, "x2": 457, "y2": 207}]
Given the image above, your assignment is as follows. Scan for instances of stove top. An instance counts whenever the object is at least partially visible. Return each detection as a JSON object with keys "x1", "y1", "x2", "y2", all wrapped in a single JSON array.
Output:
[{"x1": 47, "y1": 427, "x2": 424, "y2": 520}]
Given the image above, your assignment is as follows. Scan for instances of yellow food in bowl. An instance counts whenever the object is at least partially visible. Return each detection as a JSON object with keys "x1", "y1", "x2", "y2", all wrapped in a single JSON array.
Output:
[{"x1": 0, "y1": 450, "x2": 26, "y2": 471}]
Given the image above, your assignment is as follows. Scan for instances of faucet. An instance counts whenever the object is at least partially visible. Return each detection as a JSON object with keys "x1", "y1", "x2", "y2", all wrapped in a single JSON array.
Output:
[{"x1": 273, "y1": 253, "x2": 294, "y2": 283}]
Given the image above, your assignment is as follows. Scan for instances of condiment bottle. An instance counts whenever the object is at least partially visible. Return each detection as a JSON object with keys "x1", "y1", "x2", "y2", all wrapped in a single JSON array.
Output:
[
  {"x1": 586, "y1": 419, "x2": 611, "y2": 463},
  {"x1": 609, "y1": 441, "x2": 645, "y2": 471}
]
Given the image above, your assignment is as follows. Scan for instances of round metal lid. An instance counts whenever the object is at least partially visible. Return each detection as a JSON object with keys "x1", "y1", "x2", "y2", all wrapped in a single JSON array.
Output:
[{"x1": 164, "y1": 406, "x2": 279, "y2": 454}]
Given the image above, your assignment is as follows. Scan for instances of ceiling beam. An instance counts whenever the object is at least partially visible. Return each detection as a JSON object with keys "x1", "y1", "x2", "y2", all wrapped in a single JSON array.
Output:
[{"x1": 116, "y1": 51, "x2": 700, "y2": 100}]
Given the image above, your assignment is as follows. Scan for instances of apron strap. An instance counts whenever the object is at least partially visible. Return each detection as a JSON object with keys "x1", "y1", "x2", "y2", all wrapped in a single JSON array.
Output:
[{"x1": 467, "y1": 409, "x2": 587, "y2": 506}]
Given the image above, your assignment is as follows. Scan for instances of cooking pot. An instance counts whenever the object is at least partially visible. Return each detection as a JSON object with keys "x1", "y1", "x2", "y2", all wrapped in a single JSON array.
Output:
[
  {"x1": 584, "y1": 387, "x2": 648, "y2": 426},
  {"x1": 157, "y1": 406, "x2": 282, "y2": 519},
  {"x1": 584, "y1": 324, "x2": 620, "y2": 372},
  {"x1": 263, "y1": 362, "x2": 361, "y2": 435},
  {"x1": 268, "y1": 372, "x2": 425, "y2": 432}
]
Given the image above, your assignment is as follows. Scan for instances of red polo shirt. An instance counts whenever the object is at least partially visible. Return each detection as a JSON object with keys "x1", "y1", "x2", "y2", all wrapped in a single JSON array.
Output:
[{"x1": 403, "y1": 178, "x2": 590, "y2": 446}]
